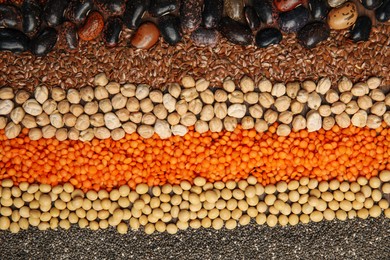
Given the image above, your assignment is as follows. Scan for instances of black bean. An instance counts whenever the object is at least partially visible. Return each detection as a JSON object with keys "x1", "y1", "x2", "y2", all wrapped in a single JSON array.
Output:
[
  {"x1": 43, "y1": 0, "x2": 70, "y2": 27},
  {"x1": 65, "y1": 0, "x2": 94, "y2": 25},
  {"x1": 278, "y1": 5, "x2": 309, "y2": 33},
  {"x1": 103, "y1": 16, "x2": 123, "y2": 47},
  {"x1": 0, "y1": 4, "x2": 22, "y2": 29},
  {"x1": 375, "y1": 0, "x2": 390, "y2": 22},
  {"x1": 244, "y1": 6, "x2": 261, "y2": 31},
  {"x1": 94, "y1": 0, "x2": 125, "y2": 17},
  {"x1": 158, "y1": 15, "x2": 182, "y2": 45},
  {"x1": 361, "y1": 0, "x2": 383, "y2": 10},
  {"x1": 30, "y1": 27, "x2": 58, "y2": 56},
  {"x1": 123, "y1": 0, "x2": 150, "y2": 30},
  {"x1": 0, "y1": 28, "x2": 29, "y2": 53},
  {"x1": 218, "y1": 16, "x2": 253, "y2": 45},
  {"x1": 61, "y1": 21, "x2": 79, "y2": 50},
  {"x1": 297, "y1": 21, "x2": 330, "y2": 49},
  {"x1": 180, "y1": 0, "x2": 203, "y2": 33},
  {"x1": 190, "y1": 27, "x2": 219, "y2": 46},
  {"x1": 21, "y1": 0, "x2": 41, "y2": 35},
  {"x1": 252, "y1": 0, "x2": 277, "y2": 25},
  {"x1": 308, "y1": 0, "x2": 330, "y2": 21},
  {"x1": 255, "y1": 28, "x2": 282, "y2": 48},
  {"x1": 149, "y1": 0, "x2": 178, "y2": 17},
  {"x1": 202, "y1": 0, "x2": 223, "y2": 29},
  {"x1": 350, "y1": 16, "x2": 372, "y2": 42}
]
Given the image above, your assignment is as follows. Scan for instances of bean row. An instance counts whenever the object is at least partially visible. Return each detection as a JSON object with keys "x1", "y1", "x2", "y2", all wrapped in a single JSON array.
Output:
[
  {"x1": 0, "y1": 172, "x2": 389, "y2": 234},
  {"x1": 1, "y1": 0, "x2": 390, "y2": 56},
  {"x1": 0, "y1": 74, "x2": 388, "y2": 141}
]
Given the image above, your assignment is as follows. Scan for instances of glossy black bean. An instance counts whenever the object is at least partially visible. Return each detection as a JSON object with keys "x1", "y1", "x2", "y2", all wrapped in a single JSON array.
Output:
[
  {"x1": 190, "y1": 27, "x2": 219, "y2": 46},
  {"x1": 202, "y1": 0, "x2": 223, "y2": 29},
  {"x1": 0, "y1": 4, "x2": 22, "y2": 29},
  {"x1": 94, "y1": 0, "x2": 125, "y2": 17},
  {"x1": 21, "y1": 0, "x2": 41, "y2": 35},
  {"x1": 350, "y1": 16, "x2": 372, "y2": 42},
  {"x1": 123, "y1": 0, "x2": 150, "y2": 30},
  {"x1": 219, "y1": 17, "x2": 253, "y2": 45},
  {"x1": 375, "y1": 0, "x2": 390, "y2": 22},
  {"x1": 297, "y1": 21, "x2": 330, "y2": 49},
  {"x1": 278, "y1": 5, "x2": 309, "y2": 33},
  {"x1": 361, "y1": 0, "x2": 383, "y2": 10},
  {"x1": 0, "y1": 28, "x2": 29, "y2": 52},
  {"x1": 180, "y1": 0, "x2": 203, "y2": 33},
  {"x1": 158, "y1": 15, "x2": 182, "y2": 45},
  {"x1": 103, "y1": 17, "x2": 123, "y2": 47},
  {"x1": 252, "y1": 0, "x2": 276, "y2": 25},
  {"x1": 65, "y1": 0, "x2": 94, "y2": 25},
  {"x1": 255, "y1": 28, "x2": 282, "y2": 48},
  {"x1": 244, "y1": 6, "x2": 261, "y2": 30},
  {"x1": 61, "y1": 22, "x2": 79, "y2": 50},
  {"x1": 150, "y1": 0, "x2": 178, "y2": 17},
  {"x1": 30, "y1": 27, "x2": 58, "y2": 56},
  {"x1": 43, "y1": 0, "x2": 70, "y2": 27},
  {"x1": 308, "y1": 0, "x2": 330, "y2": 20}
]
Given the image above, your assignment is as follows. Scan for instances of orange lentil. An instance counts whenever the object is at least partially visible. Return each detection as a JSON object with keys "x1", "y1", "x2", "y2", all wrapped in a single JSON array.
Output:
[{"x1": 0, "y1": 124, "x2": 389, "y2": 191}]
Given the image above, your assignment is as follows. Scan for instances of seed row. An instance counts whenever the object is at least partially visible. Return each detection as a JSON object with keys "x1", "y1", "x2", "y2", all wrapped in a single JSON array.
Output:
[
  {"x1": 1, "y1": 123, "x2": 390, "y2": 191},
  {"x1": 0, "y1": 172, "x2": 389, "y2": 234},
  {"x1": 0, "y1": 74, "x2": 388, "y2": 141}
]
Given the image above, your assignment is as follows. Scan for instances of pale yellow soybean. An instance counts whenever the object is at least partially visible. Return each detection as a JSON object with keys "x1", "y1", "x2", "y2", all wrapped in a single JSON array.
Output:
[
  {"x1": 266, "y1": 215, "x2": 278, "y2": 227},
  {"x1": 310, "y1": 211, "x2": 324, "y2": 222},
  {"x1": 379, "y1": 199, "x2": 389, "y2": 209},
  {"x1": 357, "y1": 208, "x2": 369, "y2": 219},
  {"x1": 190, "y1": 219, "x2": 201, "y2": 229},
  {"x1": 278, "y1": 215, "x2": 289, "y2": 226},
  {"x1": 371, "y1": 189, "x2": 382, "y2": 202},
  {"x1": 225, "y1": 219, "x2": 237, "y2": 230},
  {"x1": 369, "y1": 205, "x2": 382, "y2": 218},
  {"x1": 369, "y1": 177, "x2": 381, "y2": 189},
  {"x1": 212, "y1": 218, "x2": 224, "y2": 230}
]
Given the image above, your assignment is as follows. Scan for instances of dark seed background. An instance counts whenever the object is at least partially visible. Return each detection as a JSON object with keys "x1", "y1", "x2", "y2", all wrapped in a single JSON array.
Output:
[{"x1": 0, "y1": 217, "x2": 389, "y2": 260}]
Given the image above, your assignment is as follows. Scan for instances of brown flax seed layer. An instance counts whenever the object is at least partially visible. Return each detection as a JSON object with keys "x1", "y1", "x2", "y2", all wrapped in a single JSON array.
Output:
[{"x1": 1, "y1": 23, "x2": 389, "y2": 91}]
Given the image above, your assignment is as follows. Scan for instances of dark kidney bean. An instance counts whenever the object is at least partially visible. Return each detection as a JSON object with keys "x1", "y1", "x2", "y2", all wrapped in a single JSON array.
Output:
[
  {"x1": 180, "y1": 0, "x2": 203, "y2": 33},
  {"x1": 190, "y1": 27, "x2": 219, "y2": 46},
  {"x1": 158, "y1": 14, "x2": 182, "y2": 45},
  {"x1": 60, "y1": 21, "x2": 79, "y2": 50},
  {"x1": 252, "y1": 0, "x2": 278, "y2": 26},
  {"x1": 202, "y1": 0, "x2": 223, "y2": 29},
  {"x1": 30, "y1": 27, "x2": 58, "y2": 56},
  {"x1": 219, "y1": 16, "x2": 253, "y2": 45},
  {"x1": 0, "y1": 4, "x2": 22, "y2": 29},
  {"x1": 244, "y1": 6, "x2": 261, "y2": 31},
  {"x1": 309, "y1": 0, "x2": 330, "y2": 21},
  {"x1": 123, "y1": 0, "x2": 150, "y2": 30},
  {"x1": 297, "y1": 21, "x2": 330, "y2": 49},
  {"x1": 0, "y1": 28, "x2": 29, "y2": 52},
  {"x1": 350, "y1": 16, "x2": 372, "y2": 42},
  {"x1": 149, "y1": 0, "x2": 178, "y2": 17},
  {"x1": 103, "y1": 16, "x2": 123, "y2": 47},
  {"x1": 375, "y1": 0, "x2": 390, "y2": 22},
  {"x1": 274, "y1": 0, "x2": 304, "y2": 12},
  {"x1": 65, "y1": 0, "x2": 94, "y2": 25},
  {"x1": 43, "y1": 0, "x2": 70, "y2": 27},
  {"x1": 361, "y1": 0, "x2": 383, "y2": 10},
  {"x1": 255, "y1": 27, "x2": 282, "y2": 48},
  {"x1": 21, "y1": 0, "x2": 41, "y2": 35},
  {"x1": 94, "y1": 0, "x2": 125, "y2": 17},
  {"x1": 278, "y1": 5, "x2": 309, "y2": 33}
]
